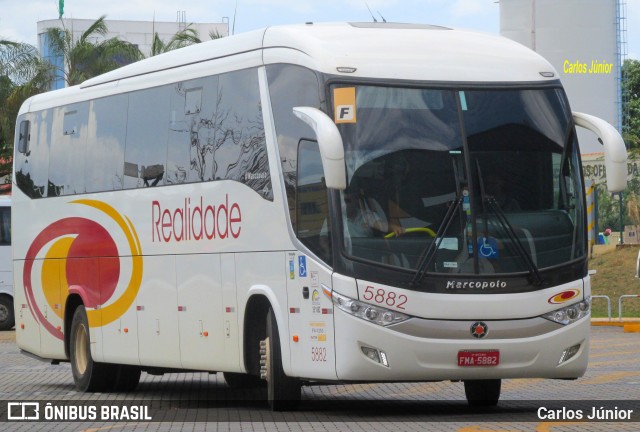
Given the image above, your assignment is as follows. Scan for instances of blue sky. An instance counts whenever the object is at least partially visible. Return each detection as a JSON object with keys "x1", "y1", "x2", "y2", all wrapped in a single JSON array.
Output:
[{"x1": 2, "y1": 0, "x2": 637, "y2": 59}]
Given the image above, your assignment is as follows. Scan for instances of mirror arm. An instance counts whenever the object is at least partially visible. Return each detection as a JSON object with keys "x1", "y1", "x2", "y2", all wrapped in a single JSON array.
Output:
[
  {"x1": 573, "y1": 112, "x2": 627, "y2": 193},
  {"x1": 293, "y1": 107, "x2": 346, "y2": 190}
]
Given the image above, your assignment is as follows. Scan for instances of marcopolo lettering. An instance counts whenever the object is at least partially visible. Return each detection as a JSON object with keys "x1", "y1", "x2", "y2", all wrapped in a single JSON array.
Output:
[
  {"x1": 152, "y1": 194, "x2": 242, "y2": 243},
  {"x1": 446, "y1": 280, "x2": 507, "y2": 290}
]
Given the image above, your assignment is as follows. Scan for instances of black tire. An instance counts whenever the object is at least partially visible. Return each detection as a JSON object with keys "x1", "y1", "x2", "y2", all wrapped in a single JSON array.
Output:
[
  {"x1": 111, "y1": 365, "x2": 141, "y2": 392},
  {"x1": 0, "y1": 296, "x2": 14, "y2": 331},
  {"x1": 464, "y1": 379, "x2": 501, "y2": 407},
  {"x1": 264, "y1": 308, "x2": 301, "y2": 411},
  {"x1": 224, "y1": 371, "x2": 265, "y2": 389},
  {"x1": 69, "y1": 306, "x2": 112, "y2": 392}
]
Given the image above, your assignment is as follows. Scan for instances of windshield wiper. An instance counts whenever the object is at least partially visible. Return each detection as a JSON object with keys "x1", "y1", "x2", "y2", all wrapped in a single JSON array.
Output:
[
  {"x1": 475, "y1": 161, "x2": 544, "y2": 286},
  {"x1": 410, "y1": 196, "x2": 462, "y2": 286}
]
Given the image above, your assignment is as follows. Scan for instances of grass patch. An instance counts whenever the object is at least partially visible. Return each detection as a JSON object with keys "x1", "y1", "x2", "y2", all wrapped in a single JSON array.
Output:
[{"x1": 590, "y1": 245, "x2": 640, "y2": 318}]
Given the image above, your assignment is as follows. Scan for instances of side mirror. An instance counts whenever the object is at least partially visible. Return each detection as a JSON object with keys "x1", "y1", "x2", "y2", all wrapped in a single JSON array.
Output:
[
  {"x1": 293, "y1": 107, "x2": 346, "y2": 190},
  {"x1": 573, "y1": 112, "x2": 627, "y2": 193}
]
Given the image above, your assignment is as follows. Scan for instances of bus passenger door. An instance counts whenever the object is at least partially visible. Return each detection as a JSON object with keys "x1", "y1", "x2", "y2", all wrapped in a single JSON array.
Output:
[
  {"x1": 286, "y1": 253, "x2": 336, "y2": 380},
  {"x1": 284, "y1": 139, "x2": 337, "y2": 379}
]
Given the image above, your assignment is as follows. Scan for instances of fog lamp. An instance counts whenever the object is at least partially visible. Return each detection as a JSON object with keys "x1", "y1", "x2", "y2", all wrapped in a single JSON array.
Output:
[
  {"x1": 558, "y1": 344, "x2": 581, "y2": 365},
  {"x1": 361, "y1": 346, "x2": 389, "y2": 367}
]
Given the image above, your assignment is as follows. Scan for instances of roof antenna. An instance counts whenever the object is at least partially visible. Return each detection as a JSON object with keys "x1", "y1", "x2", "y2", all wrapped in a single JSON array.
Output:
[
  {"x1": 378, "y1": 11, "x2": 387, "y2": 23},
  {"x1": 232, "y1": 0, "x2": 238, "y2": 35},
  {"x1": 365, "y1": 3, "x2": 378, "y2": 22}
]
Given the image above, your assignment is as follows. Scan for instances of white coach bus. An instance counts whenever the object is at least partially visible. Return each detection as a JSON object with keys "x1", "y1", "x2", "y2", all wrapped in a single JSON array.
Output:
[{"x1": 13, "y1": 22, "x2": 627, "y2": 410}]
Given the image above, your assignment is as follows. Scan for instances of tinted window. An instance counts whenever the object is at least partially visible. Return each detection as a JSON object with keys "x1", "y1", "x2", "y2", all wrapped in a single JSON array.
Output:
[
  {"x1": 15, "y1": 112, "x2": 49, "y2": 198},
  {"x1": 86, "y1": 94, "x2": 127, "y2": 192},
  {"x1": 297, "y1": 140, "x2": 331, "y2": 263},
  {"x1": 48, "y1": 103, "x2": 88, "y2": 196},
  {"x1": 266, "y1": 64, "x2": 323, "y2": 230},
  {"x1": 124, "y1": 86, "x2": 171, "y2": 188},
  {"x1": 166, "y1": 76, "x2": 218, "y2": 184},
  {"x1": 215, "y1": 69, "x2": 272, "y2": 200},
  {"x1": 17, "y1": 68, "x2": 271, "y2": 200},
  {"x1": 0, "y1": 206, "x2": 10, "y2": 245}
]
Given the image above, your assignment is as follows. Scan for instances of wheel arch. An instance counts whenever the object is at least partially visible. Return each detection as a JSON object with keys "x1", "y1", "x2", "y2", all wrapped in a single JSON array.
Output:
[
  {"x1": 64, "y1": 294, "x2": 84, "y2": 358},
  {"x1": 242, "y1": 293, "x2": 270, "y2": 376},
  {"x1": 242, "y1": 287, "x2": 289, "y2": 377},
  {"x1": 0, "y1": 292, "x2": 13, "y2": 306}
]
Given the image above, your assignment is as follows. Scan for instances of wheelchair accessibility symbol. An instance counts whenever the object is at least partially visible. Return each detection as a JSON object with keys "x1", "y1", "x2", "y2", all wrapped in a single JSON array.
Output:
[
  {"x1": 477, "y1": 237, "x2": 499, "y2": 259},
  {"x1": 298, "y1": 256, "x2": 307, "y2": 277}
]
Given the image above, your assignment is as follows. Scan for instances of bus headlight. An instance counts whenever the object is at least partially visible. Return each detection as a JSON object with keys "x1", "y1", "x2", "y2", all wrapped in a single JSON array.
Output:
[
  {"x1": 541, "y1": 297, "x2": 591, "y2": 325},
  {"x1": 329, "y1": 290, "x2": 410, "y2": 326}
]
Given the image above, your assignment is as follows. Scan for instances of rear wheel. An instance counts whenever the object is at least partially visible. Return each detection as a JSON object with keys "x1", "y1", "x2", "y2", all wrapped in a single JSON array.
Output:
[
  {"x1": 261, "y1": 308, "x2": 301, "y2": 411},
  {"x1": 464, "y1": 379, "x2": 501, "y2": 407},
  {"x1": 0, "y1": 296, "x2": 14, "y2": 331},
  {"x1": 69, "y1": 306, "x2": 111, "y2": 392}
]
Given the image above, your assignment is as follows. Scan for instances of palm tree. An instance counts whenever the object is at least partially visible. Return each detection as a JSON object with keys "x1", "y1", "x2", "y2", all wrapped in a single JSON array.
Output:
[
  {"x1": 150, "y1": 26, "x2": 201, "y2": 57},
  {"x1": 44, "y1": 15, "x2": 143, "y2": 86},
  {"x1": 149, "y1": 25, "x2": 225, "y2": 57},
  {"x1": 0, "y1": 40, "x2": 54, "y2": 178}
]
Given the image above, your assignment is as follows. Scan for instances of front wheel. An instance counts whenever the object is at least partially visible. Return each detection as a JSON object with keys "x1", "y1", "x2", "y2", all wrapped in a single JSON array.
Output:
[
  {"x1": 261, "y1": 308, "x2": 301, "y2": 411},
  {"x1": 69, "y1": 305, "x2": 112, "y2": 392},
  {"x1": 463, "y1": 379, "x2": 501, "y2": 407}
]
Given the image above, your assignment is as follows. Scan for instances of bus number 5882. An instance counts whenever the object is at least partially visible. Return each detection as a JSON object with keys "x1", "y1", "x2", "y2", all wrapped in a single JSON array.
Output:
[{"x1": 363, "y1": 286, "x2": 408, "y2": 310}]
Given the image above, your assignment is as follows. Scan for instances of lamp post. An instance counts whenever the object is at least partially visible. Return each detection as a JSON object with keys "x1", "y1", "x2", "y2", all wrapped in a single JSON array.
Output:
[{"x1": 619, "y1": 192, "x2": 624, "y2": 245}]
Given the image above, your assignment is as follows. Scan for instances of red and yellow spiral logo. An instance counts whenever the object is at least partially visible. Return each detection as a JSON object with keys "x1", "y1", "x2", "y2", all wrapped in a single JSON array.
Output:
[
  {"x1": 548, "y1": 289, "x2": 580, "y2": 304},
  {"x1": 23, "y1": 199, "x2": 143, "y2": 339}
]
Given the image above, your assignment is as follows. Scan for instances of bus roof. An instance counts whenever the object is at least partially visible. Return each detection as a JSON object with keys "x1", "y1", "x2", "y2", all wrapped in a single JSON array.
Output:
[{"x1": 20, "y1": 22, "x2": 559, "y2": 114}]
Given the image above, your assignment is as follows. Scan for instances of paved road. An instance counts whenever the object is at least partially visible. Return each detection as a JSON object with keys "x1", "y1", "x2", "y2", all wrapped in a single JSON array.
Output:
[{"x1": 0, "y1": 325, "x2": 639, "y2": 431}]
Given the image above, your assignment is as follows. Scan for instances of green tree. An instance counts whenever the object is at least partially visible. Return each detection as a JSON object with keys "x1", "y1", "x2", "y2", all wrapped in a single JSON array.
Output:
[
  {"x1": 0, "y1": 40, "x2": 53, "y2": 178},
  {"x1": 622, "y1": 59, "x2": 640, "y2": 150},
  {"x1": 149, "y1": 25, "x2": 224, "y2": 57},
  {"x1": 44, "y1": 15, "x2": 143, "y2": 86},
  {"x1": 593, "y1": 59, "x2": 640, "y2": 238},
  {"x1": 150, "y1": 26, "x2": 201, "y2": 57}
]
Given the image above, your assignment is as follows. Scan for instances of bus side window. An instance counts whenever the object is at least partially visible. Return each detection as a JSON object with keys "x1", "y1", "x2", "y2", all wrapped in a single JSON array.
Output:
[
  {"x1": 48, "y1": 104, "x2": 88, "y2": 196},
  {"x1": 86, "y1": 94, "x2": 127, "y2": 192},
  {"x1": 215, "y1": 69, "x2": 272, "y2": 200},
  {"x1": 124, "y1": 86, "x2": 171, "y2": 189},
  {"x1": 296, "y1": 140, "x2": 331, "y2": 263},
  {"x1": 266, "y1": 64, "x2": 323, "y2": 233},
  {"x1": 18, "y1": 120, "x2": 30, "y2": 155},
  {"x1": 0, "y1": 207, "x2": 9, "y2": 245}
]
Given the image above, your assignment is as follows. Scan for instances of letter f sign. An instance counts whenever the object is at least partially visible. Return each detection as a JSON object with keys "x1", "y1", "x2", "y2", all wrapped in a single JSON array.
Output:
[
  {"x1": 333, "y1": 87, "x2": 357, "y2": 123},
  {"x1": 336, "y1": 105, "x2": 353, "y2": 123},
  {"x1": 336, "y1": 105, "x2": 355, "y2": 123}
]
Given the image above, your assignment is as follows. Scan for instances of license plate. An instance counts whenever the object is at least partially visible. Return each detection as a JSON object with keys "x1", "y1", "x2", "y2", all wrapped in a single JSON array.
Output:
[{"x1": 457, "y1": 350, "x2": 500, "y2": 367}]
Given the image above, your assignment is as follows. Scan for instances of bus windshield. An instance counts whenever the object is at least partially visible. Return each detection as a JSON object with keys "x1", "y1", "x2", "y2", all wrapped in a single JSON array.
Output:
[{"x1": 333, "y1": 84, "x2": 585, "y2": 277}]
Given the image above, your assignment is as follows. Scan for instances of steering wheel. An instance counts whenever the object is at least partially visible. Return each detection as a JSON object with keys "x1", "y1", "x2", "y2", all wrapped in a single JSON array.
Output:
[{"x1": 384, "y1": 227, "x2": 436, "y2": 239}]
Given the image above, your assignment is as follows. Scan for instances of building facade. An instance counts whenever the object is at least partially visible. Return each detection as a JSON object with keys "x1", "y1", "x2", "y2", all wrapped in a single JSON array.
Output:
[{"x1": 499, "y1": 0, "x2": 625, "y2": 154}]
